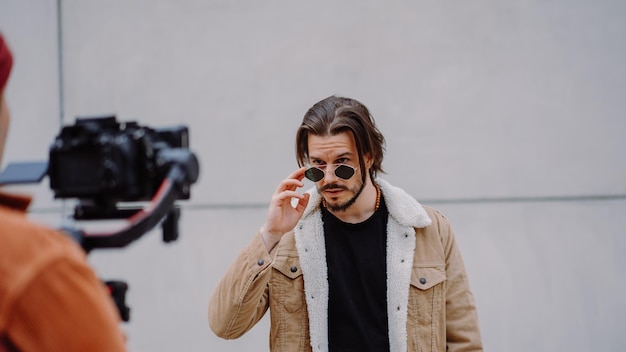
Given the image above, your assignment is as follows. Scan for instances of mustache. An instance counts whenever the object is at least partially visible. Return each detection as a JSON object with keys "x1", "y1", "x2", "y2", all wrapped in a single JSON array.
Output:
[{"x1": 320, "y1": 184, "x2": 348, "y2": 192}]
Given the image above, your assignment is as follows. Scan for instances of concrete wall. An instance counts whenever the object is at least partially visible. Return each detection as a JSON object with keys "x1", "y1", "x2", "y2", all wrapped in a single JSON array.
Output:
[{"x1": 1, "y1": 0, "x2": 625, "y2": 351}]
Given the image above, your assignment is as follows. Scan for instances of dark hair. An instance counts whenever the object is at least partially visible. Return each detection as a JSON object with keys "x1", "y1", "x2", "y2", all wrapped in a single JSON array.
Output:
[{"x1": 296, "y1": 95, "x2": 385, "y2": 181}]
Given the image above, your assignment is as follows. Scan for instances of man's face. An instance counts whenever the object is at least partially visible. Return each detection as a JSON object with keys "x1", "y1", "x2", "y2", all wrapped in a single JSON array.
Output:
[{"x1": 307, "y1": 131, "x2": 368, "y2": 212}]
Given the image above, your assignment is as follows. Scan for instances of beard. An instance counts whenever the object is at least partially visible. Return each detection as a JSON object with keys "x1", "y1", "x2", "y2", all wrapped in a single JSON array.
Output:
[{"x1": 317, "y1": 176, "x2": 366, "y2": 212}]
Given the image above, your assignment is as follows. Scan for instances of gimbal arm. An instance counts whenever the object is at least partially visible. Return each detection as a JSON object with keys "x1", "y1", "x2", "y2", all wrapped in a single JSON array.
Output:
[{"x1": 77, "y1": 149, "x2": 199, "y2": 252}]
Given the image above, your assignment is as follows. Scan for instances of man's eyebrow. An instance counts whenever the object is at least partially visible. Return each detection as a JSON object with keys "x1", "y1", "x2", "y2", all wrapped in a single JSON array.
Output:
[
  {"x1": 308, "y1": 152, "x2": 353, "y2": 161},
  {"x1": 333, "y1": 152, "x2": 353, "y2": 160}
]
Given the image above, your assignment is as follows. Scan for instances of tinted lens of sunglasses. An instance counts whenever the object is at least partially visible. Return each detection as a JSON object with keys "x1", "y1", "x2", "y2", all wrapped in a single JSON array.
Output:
[
  {"x1": 335, "y1": 164, "x2": 355, "y2": 179},
  {"x1": 304, "y1": 167, "x2": 325, "y2": 182}
]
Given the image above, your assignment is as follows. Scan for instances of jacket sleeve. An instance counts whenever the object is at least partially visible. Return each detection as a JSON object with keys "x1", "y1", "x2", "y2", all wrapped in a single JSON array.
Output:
[
  {"x1": 434, "y1": 210, "x2": 484, "y2": 351},
  {"x1": 208, "y1": 232, "x2": 276, "y2": 339}
]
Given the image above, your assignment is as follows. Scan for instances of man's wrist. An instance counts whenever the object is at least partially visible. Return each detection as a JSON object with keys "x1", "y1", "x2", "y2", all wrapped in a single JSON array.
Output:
[{"x1": 259, "y1": 227, "x2": 282, "y2": 252}]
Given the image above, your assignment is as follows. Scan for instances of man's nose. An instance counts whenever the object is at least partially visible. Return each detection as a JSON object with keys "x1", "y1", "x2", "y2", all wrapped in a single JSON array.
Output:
[{"x1": 323, "y1": 165, "x2": 339, "y2": 182}]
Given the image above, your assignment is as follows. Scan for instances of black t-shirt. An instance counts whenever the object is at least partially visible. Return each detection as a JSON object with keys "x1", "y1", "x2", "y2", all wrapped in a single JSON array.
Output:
[{"x1": 322, "y1": 197, "x2": 390, "y2": 352}]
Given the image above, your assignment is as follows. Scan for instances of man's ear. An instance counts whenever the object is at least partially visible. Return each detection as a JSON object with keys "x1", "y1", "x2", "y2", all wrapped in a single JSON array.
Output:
[{"x1": 363, "y1": 154, "x2": 373, "y2": 169}]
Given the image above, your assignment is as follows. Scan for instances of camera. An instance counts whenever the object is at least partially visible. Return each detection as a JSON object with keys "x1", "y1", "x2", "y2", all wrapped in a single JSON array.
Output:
[
  {"x1": 43, "y1": 115, "x2": 200, "y2": 247},
  {"x1": 48, "y1": 116, "x2": 197, "y2": 212},
  {"x1": 0, "y1": 114, "x2": 200, "y2": 240}
]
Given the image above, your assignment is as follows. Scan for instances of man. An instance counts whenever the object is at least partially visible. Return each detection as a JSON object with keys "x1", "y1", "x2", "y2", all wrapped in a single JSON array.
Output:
[
  {"x1": 209, "y1": 95, "x2": 483, "y2": 351},
  {"x1": 0, "y1": 34, "x2": 127, "y2": 351}
]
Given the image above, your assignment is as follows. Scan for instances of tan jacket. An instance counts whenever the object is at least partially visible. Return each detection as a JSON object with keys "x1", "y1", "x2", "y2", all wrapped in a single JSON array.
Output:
[{"x1": 209, "y1": 179, "x2": 482, "y2": 351}]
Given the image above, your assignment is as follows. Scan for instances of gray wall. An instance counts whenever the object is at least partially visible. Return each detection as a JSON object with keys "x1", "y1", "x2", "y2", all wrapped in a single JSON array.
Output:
[{"x1": 1, "y1": 1, "x2": 625, "y2": 351}]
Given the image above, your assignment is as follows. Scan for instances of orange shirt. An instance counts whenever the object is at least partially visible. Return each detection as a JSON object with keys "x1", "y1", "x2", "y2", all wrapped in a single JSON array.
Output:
[{"x1": 0, "y1": 191, "x2": 127, "y2": 351}]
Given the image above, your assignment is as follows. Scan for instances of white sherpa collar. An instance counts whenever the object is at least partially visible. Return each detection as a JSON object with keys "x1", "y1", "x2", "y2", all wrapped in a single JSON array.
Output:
[{"x1": 295, "y1": 178, "x2": 431, "y2": 352}]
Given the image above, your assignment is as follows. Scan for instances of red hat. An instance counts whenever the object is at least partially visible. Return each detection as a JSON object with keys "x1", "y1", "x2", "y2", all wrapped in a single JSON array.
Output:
[{"x1": 0, "y1": 33, "x2": 14, "y2": 92}]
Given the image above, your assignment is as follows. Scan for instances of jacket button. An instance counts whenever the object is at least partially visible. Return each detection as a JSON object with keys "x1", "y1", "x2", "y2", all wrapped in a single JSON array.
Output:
[
  {"x1": 257, "y1": 259, "x2": 264, "y2": 266},
  {"x1": 290, "y1": 266, "x2": 298, "y2": 273},
  {"x1": 419, "y1": 277, "x2": 426, "y2": 284}
]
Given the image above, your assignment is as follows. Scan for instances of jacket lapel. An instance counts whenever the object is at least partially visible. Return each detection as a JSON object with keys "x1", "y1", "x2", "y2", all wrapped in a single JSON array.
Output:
[
  {"x1": 378, "y1": 179, "x2": 432, "y2": 352},
  {"x1": 295, "y1": 192, "x2": 328, "y2": 351}
]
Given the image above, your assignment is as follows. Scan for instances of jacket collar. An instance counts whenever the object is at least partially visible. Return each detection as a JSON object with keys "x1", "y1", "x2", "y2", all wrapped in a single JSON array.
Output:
[{"x1": 0, "y1": 190, "x2": 31, "y2": 212}]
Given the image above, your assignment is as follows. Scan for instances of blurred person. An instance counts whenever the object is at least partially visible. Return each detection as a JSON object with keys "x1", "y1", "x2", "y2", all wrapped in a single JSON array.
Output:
[
  {"x1": 0, "y1": 33, "x2": 127, "y2": 351},
  {"x1": 209, "y1": 95, "x2": 482, "y2": 351}
]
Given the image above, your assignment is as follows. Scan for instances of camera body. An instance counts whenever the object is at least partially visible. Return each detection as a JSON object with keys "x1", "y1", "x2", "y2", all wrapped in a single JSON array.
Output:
[{"x1": 48, "y1": 116, "x2": 192, "y2": 205}]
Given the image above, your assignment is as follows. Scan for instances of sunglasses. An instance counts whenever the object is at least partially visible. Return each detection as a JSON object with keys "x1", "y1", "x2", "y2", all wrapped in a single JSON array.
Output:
[{"x1": 304, "y1": 164, "x2": 357, "y2": 182}]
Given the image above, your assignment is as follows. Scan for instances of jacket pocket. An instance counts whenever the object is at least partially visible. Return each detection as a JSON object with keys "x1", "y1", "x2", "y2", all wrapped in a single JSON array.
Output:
[
  {"x1": 410, "y1": 266, "x2": 446, "y2": 290},
  {"x1": 270, "y1": 253, "x2": 311, "y2": 351},
  {"x1": 272, "y1": 253, "x2": 305, "y2": 313},
  {"x1": 408, "y1": 265, "x2": 446, "y2": 351}
]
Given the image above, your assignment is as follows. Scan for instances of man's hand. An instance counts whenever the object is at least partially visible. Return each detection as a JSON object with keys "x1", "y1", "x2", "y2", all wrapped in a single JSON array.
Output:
[{"x1": 260, "y1": 167, "x2": 310, "y2": 252}]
